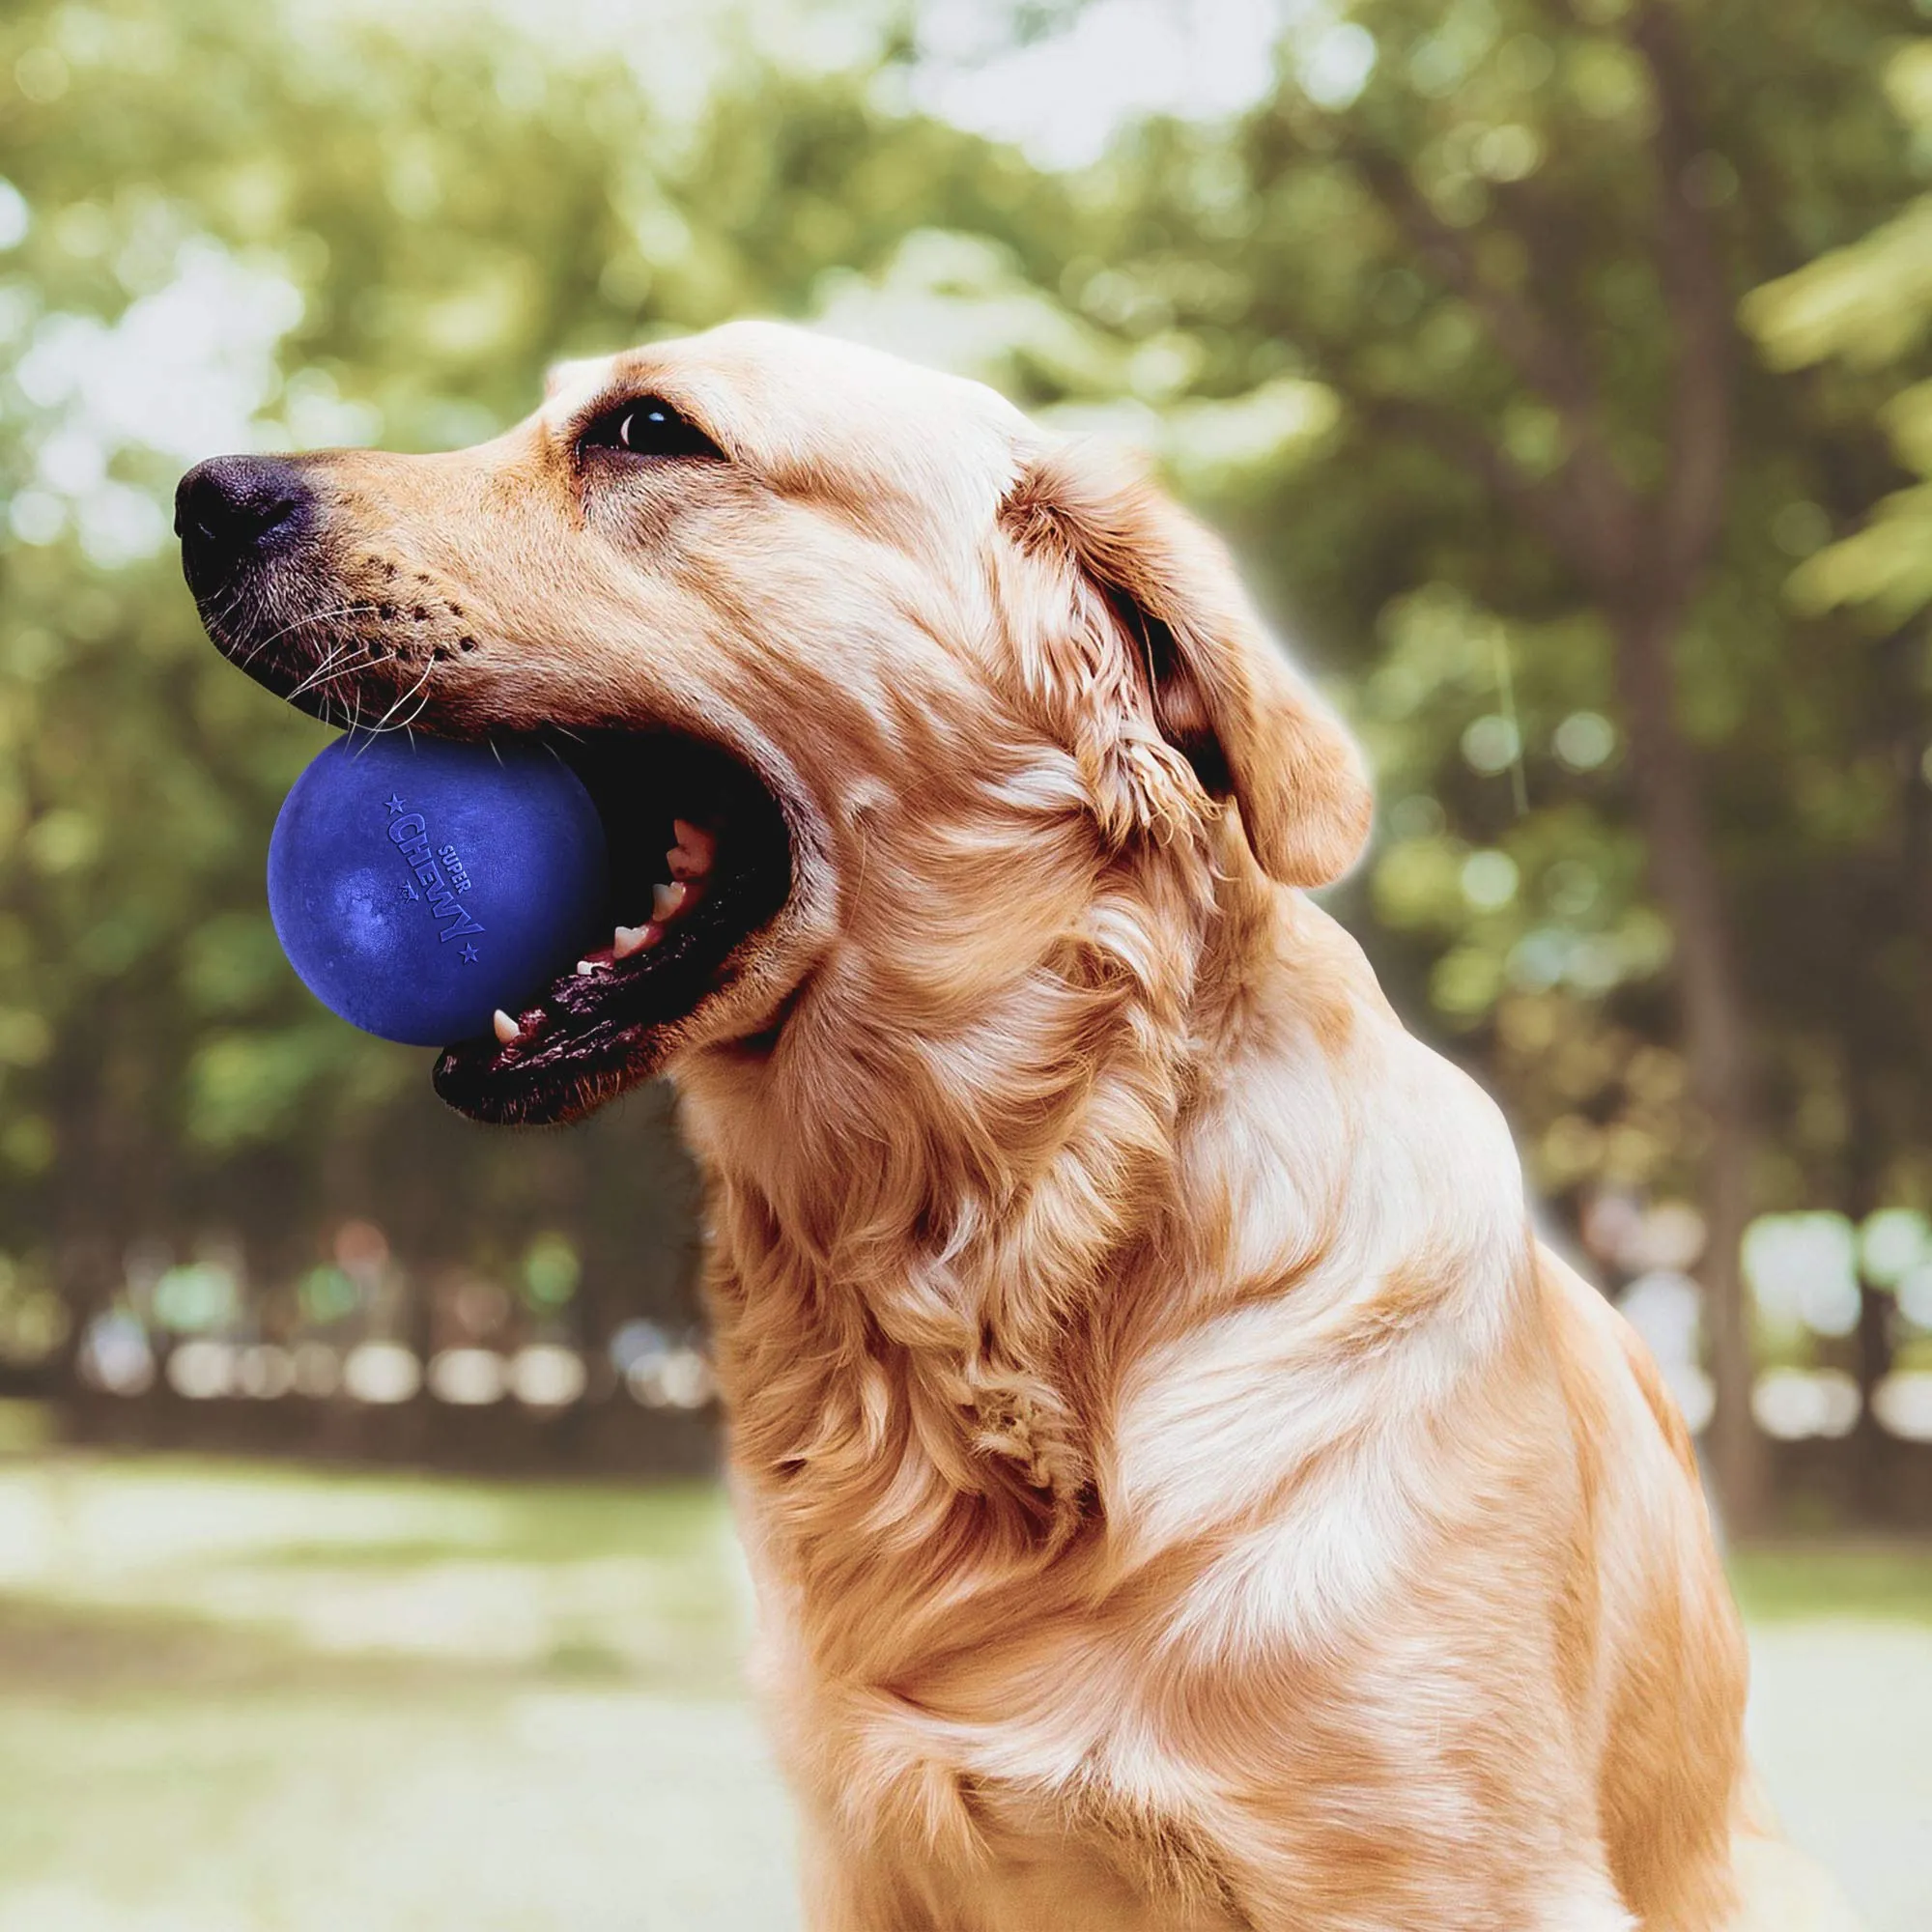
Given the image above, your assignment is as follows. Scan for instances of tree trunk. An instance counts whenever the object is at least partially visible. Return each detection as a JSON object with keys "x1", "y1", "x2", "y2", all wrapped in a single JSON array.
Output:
[
  {"x1": 1852, "y1": 1279, "x2": 1892, "y2": 1525},
  {"x1": 1841, "y1": 832, "x2": 1906, "y2": 1526},
  {"x1": 1612, "y1": 602, "x2": 1769, "y2": 1536}
]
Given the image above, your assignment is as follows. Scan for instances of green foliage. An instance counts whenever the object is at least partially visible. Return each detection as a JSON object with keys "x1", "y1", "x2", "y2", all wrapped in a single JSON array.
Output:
[
  {"x1": 897, "y1": 0, "x2": 1930, "y2": 1218},
  {"x1": 2, "y1": 0, "x2": 1931, "y2": 1360},
  {"x1": 0, "y1": 0, "x2": 1058, "y2": 1321},
  {"x1": 521, "y1": 1234, "x2": 581, "y2": 1311},
  {"x1": 1747, "y1": 38, "x2": 1932, "y2": 623}
]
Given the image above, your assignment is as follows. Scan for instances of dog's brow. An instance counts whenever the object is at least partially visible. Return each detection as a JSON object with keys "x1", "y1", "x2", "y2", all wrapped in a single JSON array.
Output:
[{"x1": 540, "y1": 359, "x2": 613, "y2": 424}]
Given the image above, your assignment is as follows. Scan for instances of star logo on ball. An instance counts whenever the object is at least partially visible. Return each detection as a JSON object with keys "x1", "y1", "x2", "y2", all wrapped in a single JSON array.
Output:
[
  {"x1": 460, "y1": 943, "x2": 480, "y2": 964},
  {"x1": 384, "y1": 794, "x2": 406, "y2": 815}
]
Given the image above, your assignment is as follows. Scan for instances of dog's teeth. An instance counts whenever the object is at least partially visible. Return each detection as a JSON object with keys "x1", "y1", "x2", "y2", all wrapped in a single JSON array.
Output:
[
  {"x1": 652, "y1": 880, "x2": 688, "y2": 922},
  {"x1": 492, "y1": 1009, "x2": 521, "y2": 1045},
  {"x1": 668, "y1": 819, "x2": 716, "y2": 880},
  {"x1": 612, "y1": 923, "x2": 660, "y2": 959},
  {"x1": 575, "y1": 960, "x2": 595, "y2": 977}
]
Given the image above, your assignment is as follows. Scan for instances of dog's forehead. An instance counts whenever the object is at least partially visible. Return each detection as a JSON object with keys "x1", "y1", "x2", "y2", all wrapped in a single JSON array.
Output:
[
  {"x1": 541, "y1": 355, "x2": 614, "y2": 412},
  {"x1": 540, "y1": 322, "x2": 1036, "y2": 498}
]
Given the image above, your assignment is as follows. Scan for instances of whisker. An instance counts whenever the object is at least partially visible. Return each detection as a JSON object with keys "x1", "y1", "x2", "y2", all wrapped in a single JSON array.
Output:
[
  {"x1": 238, "y1": 602, "x2": 376, "y2": 670},
  {"x1": 293, "y1": 664, "x2": 357, "y2": 698},
  {"x1": 365, "y1": 658, "x2": 437, "y2": 738},
  {"x1": 284, "y1": 642, "x2": 353, "y2": 704},
  {"x1": 224, "y1": 600, "x2": 376, "y2": 676}
]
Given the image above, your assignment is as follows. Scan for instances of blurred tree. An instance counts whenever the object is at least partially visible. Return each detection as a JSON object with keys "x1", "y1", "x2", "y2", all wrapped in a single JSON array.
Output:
[
  {"x1": 0, "y1": 0, "x2": 1074, "y2": 1395},
  {"x1": 1747, "y1": 35, "x2": 1932, "y2": 624},
  {"x1": 877, "y1": 0, "x2": 1920, "y2": 1526},
  {"x1": 2, "y1": 0, "x2": 1929, "y2": 1515},
  {"x1": 1205, "y1": 0, "x2": 1924, "y2": 1530},
  {"x1": 1743, "y1": 28, "x2": 1932, "y2": 1514}
]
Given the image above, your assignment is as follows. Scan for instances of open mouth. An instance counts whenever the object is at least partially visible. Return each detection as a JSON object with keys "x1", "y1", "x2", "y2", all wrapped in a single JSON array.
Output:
[
  {"x1": 430, "y1": 727, "x2": 794, "y2": 1125},
  {"x1": 170, "y1": 450, "x2": 799, "y2": 1123}
]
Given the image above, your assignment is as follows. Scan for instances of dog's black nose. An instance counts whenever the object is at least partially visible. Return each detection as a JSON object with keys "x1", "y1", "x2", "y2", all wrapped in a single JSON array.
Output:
[{"x1": 175, "y1": 455, "x2": 311, "y2": 596}]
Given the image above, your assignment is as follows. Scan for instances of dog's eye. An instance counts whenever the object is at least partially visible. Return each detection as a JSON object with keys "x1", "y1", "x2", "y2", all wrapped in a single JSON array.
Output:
[{"x1": 579, "y1": 398, "x2": 724, "y2": 464}]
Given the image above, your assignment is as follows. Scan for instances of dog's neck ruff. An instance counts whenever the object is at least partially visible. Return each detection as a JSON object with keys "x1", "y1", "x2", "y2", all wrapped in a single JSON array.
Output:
[
  {"x1": 684, "y1": 812, "x2": 1236, "y2": 1613},
  {"x1": 680, "y1": 743, "x2": 1534, "y2": 1695}
]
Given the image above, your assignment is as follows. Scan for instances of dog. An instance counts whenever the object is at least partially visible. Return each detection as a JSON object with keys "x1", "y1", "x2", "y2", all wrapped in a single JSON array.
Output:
[{"x1": 179, "y1": 321, "x2": 1860, "y2": 1930}]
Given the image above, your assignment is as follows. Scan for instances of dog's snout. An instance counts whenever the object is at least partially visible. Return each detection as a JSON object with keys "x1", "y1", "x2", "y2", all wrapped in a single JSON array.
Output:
[{"x1": 175, "y1": 454, "x2": 312, "y2": 597}]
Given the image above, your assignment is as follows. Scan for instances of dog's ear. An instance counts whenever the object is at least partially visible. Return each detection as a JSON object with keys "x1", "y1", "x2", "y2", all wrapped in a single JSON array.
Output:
[{"x1": 996, "y1": 440, "x2": 1372, "y2": 888}]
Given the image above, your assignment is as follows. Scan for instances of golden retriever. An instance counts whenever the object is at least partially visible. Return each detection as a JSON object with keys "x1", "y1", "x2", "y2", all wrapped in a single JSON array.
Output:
[{"x1": 179, "y1": 321, "x2": 1860, "y2": 1930}]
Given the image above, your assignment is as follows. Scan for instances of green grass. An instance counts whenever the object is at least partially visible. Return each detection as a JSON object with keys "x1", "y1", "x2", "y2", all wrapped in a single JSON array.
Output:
[
  {"x1": 0, "y1": 1397, "x2": 53, "y2": 1457},
  {"x1": 1728, "y1": 1542, "x2": 1932, "y2": 1626},
  {"x1": 0, "y1": 1455, "x2": 795, "y2": 1931},
  {"x1": 0, "y1": 1455, "x2": 1924, "y2": 1931}
]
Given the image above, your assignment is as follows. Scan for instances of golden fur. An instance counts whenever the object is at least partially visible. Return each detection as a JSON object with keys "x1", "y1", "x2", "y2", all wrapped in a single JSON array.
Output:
[{"x1": 269, "y1": 323, "x2": 1861, "y2": 1929}]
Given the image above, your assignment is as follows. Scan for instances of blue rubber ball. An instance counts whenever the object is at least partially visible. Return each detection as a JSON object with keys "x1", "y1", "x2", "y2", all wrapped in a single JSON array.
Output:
[{"x1": 268, "y1": 734, "x2": 607, "y2": 1047}]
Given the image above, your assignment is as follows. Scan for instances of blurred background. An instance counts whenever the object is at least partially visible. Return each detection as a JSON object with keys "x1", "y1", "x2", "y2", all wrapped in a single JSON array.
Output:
[{"x1": 1, "y1": 0, "x2": 1930, "y2": 1924}]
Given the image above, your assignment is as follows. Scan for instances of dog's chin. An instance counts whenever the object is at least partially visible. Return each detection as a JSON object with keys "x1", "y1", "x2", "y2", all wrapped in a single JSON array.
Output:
[{"x1": 428, "y1": 724, "x2": 798, "y2": 1127}]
